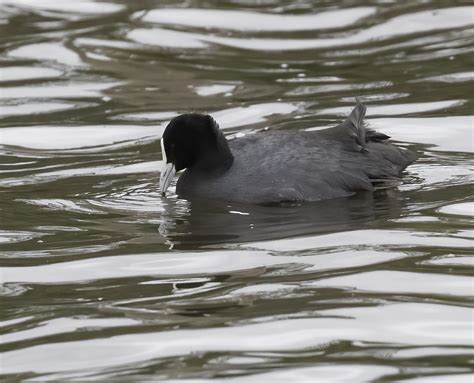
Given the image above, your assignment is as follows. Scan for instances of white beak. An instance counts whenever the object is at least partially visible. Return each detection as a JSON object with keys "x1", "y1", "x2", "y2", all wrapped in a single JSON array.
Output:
[
  {"x1": 160, "y1": 138, "x2": 176, "y2": 195},
  {"x1": 160, "y1": 162, "x2": 176, "y2": 196}
]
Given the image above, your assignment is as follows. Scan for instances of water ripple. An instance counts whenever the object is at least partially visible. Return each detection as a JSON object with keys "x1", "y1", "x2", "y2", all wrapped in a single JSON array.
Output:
[{"x1": 0, "y1": 1, "x2": 473, "y2": 380}]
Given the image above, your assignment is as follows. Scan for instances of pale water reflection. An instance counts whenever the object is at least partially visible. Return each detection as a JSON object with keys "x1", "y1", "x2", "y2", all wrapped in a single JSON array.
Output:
[{"x1": 130, "y1": 7, "x2": 474, "y2": 51}]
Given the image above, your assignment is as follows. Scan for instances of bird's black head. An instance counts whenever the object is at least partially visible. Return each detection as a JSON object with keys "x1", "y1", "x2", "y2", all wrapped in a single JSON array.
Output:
[{"x1": 160, "y1": 113, "x2": 233, "y2": 195}]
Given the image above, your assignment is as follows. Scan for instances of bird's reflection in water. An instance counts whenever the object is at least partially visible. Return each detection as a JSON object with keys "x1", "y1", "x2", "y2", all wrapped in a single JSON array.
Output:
[{"x1": 158, "y1": 188, "x2": 406, "y2": 249}]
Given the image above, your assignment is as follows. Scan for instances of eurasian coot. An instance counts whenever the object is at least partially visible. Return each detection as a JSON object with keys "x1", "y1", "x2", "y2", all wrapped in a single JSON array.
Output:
[{"x1": 160, "y1": 100, "x2": 415, "y2": 204}]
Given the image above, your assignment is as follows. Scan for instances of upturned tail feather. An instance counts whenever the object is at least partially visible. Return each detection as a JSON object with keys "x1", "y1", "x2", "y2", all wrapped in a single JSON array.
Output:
[
  {"x1": 346, "y1": 98, "x2": 392, "y2": 152},
  {"x1": 348, "y1": 98, "x2": 368, "y2": 152}
]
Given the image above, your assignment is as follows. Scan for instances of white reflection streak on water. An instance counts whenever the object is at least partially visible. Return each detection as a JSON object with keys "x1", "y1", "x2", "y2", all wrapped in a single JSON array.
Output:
[
  {"x1": 128, "y1": 7, "x2": 474, "y2": 51},
  {"x1": 1, "y1": 303, "x2": 472, "y2": 374},
  {"x1": 1, "y1": 248, "x2": 410, "y2": 283},
  {"x1": 140, "y1": 7, "x2": 377, "y2": 31}
]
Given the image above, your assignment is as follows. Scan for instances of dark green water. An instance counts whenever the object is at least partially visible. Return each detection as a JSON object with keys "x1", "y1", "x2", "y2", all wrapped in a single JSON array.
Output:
[{"x1": 0, "y1": 1, "x2": 473, "y2": 381}]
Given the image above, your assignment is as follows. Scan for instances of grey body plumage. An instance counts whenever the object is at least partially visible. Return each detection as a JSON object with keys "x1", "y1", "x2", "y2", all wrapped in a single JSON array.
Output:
[{"x1": 161, "y1": 101, "x2": 416, "y2": 204}]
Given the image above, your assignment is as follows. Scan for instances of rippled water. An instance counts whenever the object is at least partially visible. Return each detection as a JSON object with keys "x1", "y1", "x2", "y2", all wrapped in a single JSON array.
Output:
[{"x1": 0, "y1": 1, "x2": 473, "y2": 381}]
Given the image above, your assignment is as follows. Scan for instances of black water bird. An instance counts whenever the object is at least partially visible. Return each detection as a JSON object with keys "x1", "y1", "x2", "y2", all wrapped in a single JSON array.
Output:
[{"x1": 160, "y1": 100, "x2": 415, "y2": 204}]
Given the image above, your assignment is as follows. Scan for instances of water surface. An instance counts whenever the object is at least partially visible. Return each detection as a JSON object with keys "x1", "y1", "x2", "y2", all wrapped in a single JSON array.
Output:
[{"x1": 0, "y1": 1, "x2": 473, "y2": 381}]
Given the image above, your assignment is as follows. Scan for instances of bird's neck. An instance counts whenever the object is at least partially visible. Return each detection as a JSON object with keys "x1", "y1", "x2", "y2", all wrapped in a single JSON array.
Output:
[{"x1": 195, "y1": 132, "x2": 234, "y2": 175}]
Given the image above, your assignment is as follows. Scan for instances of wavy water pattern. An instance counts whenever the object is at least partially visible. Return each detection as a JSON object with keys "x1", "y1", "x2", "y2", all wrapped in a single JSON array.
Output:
[{"x1": 0, "y1": 1, "x2": 473, "y2": 381}]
